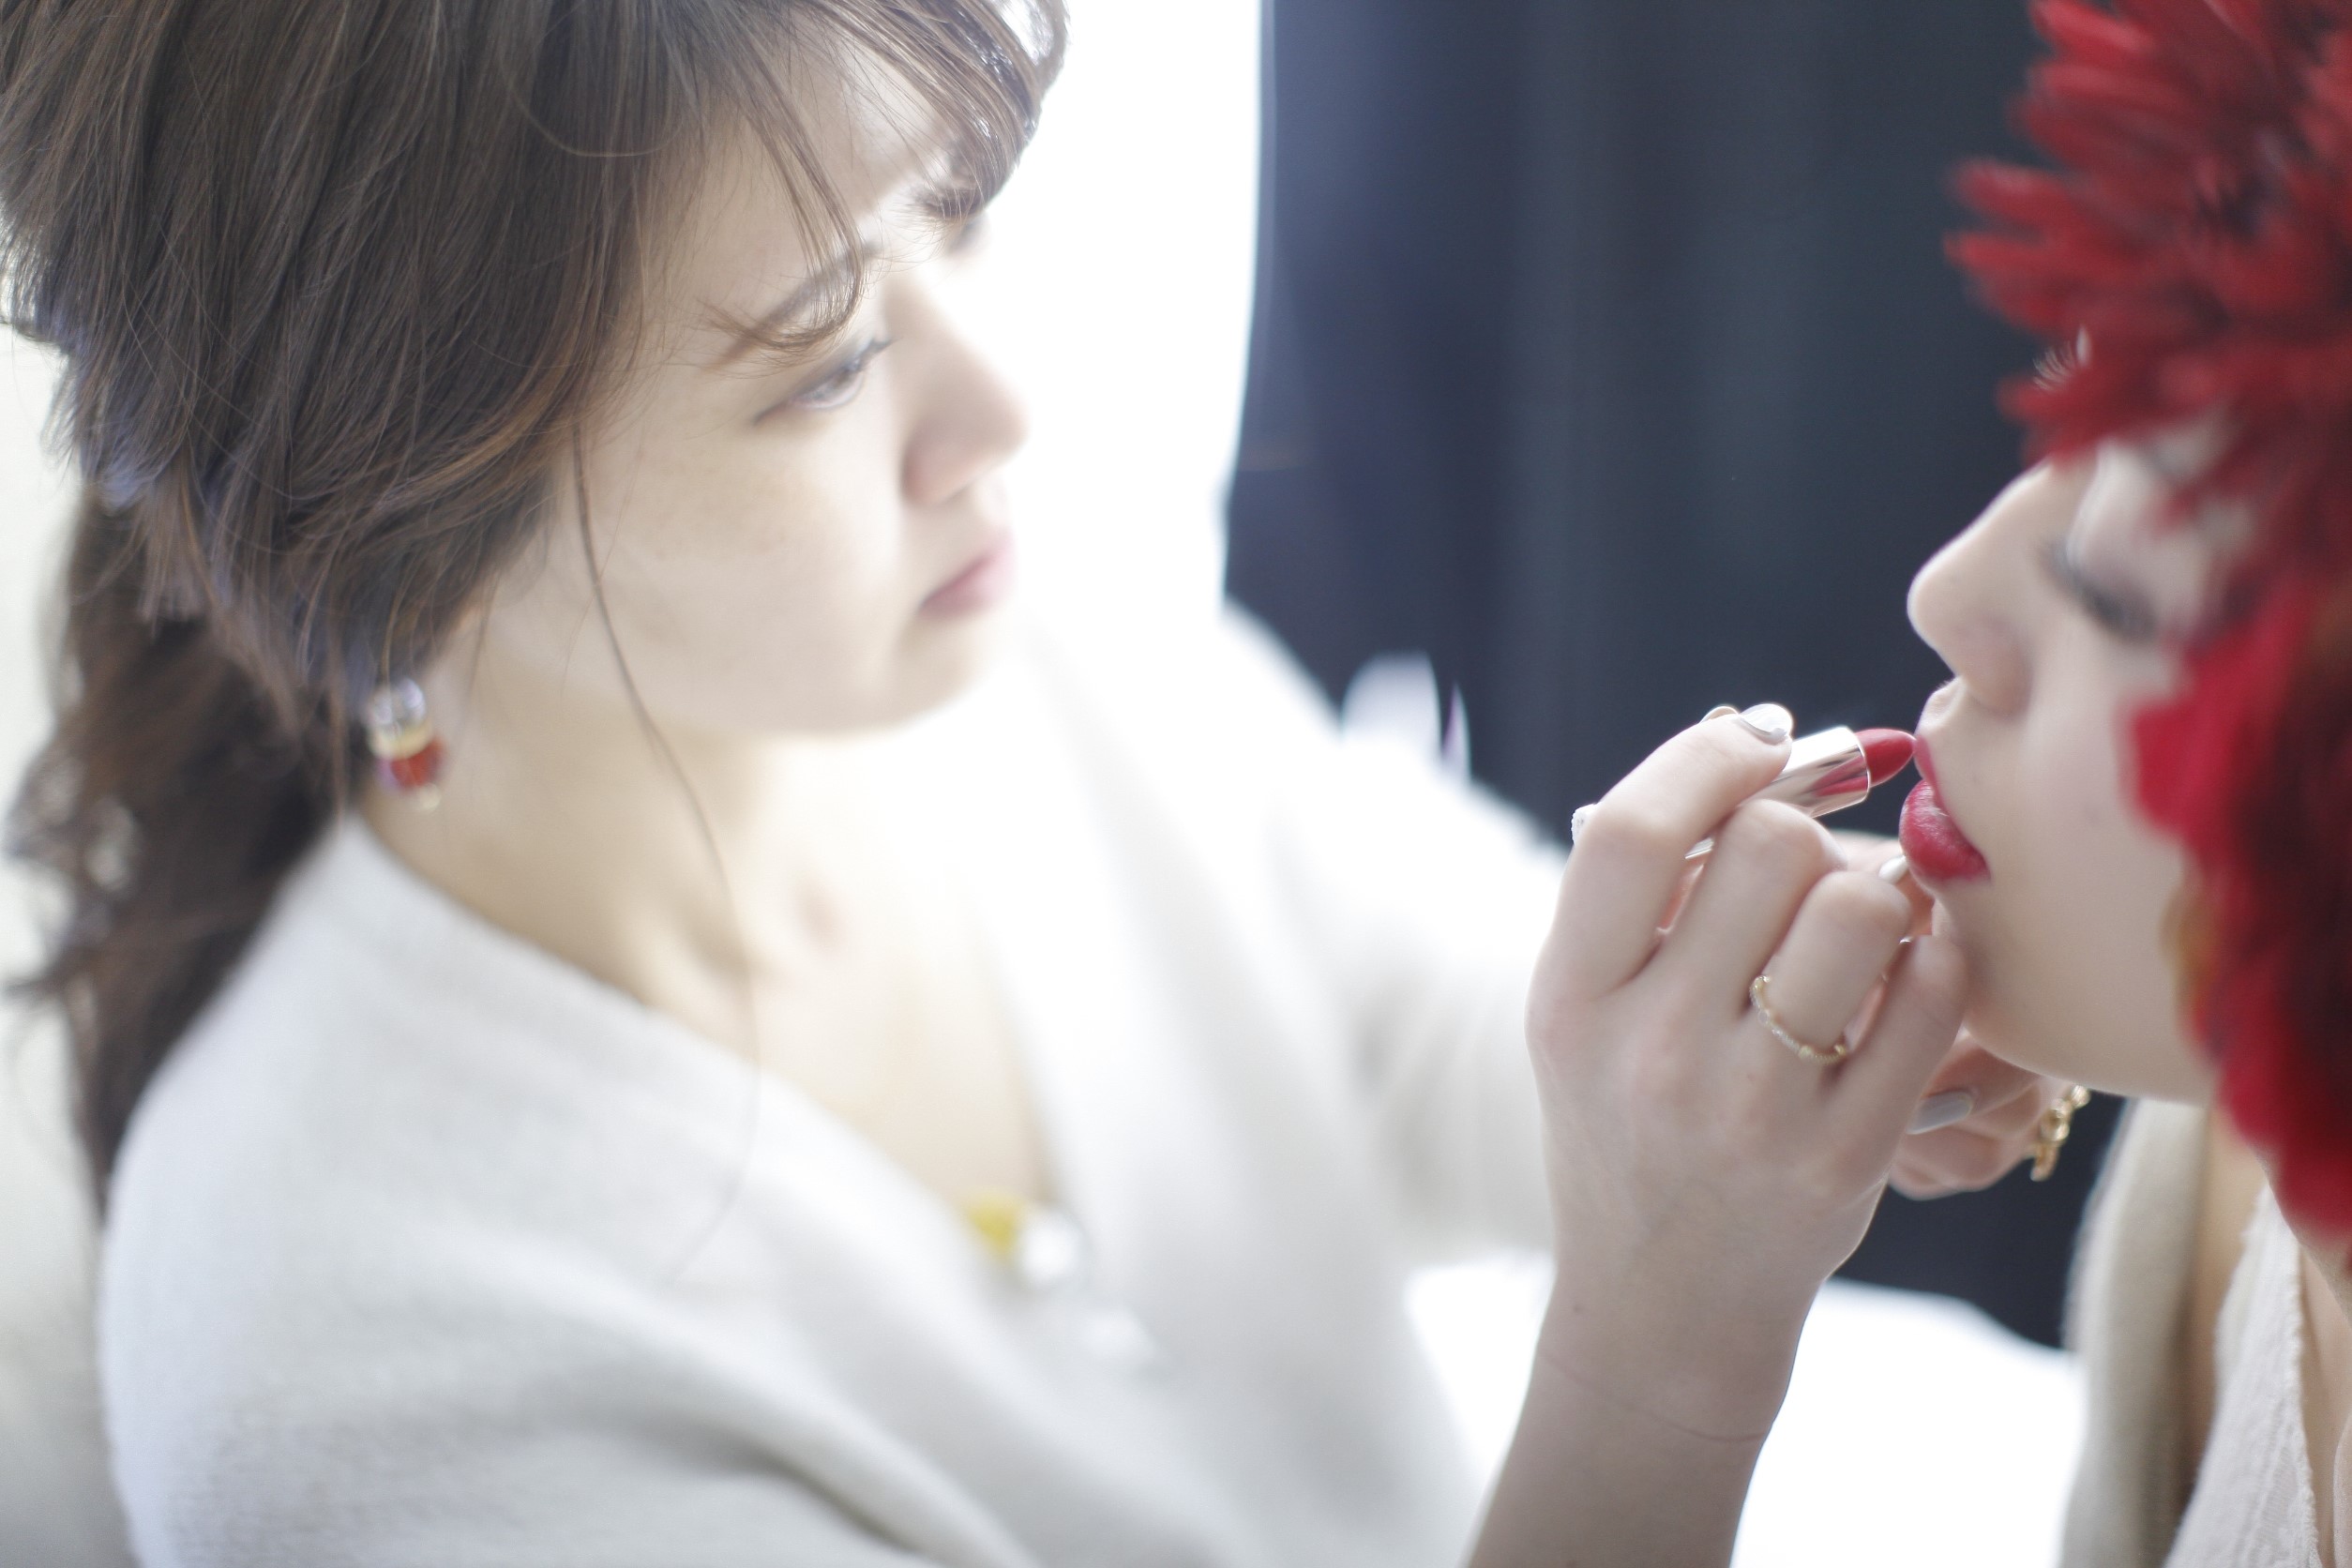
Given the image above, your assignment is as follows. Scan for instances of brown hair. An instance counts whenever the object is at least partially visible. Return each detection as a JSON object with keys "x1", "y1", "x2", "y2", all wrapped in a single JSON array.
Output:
[{"x1": 0, "y1": 0, "x2": 1063, "y2": 1196}]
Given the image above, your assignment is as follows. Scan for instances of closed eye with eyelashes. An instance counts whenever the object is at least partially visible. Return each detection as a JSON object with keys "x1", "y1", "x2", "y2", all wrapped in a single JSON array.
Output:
[{"x1": 2044, "y1": 535, "x2": 2163, "y2": 644}]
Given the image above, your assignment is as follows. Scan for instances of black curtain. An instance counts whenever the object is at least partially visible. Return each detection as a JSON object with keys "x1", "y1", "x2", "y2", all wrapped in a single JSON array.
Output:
[{"x1": 1228, "y1": 0, "x2": 2120, "y2": 1348}]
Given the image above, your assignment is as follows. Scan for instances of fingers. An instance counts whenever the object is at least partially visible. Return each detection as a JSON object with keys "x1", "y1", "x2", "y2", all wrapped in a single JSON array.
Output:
[
  {"x1": 1548, "y1": 716, "x2": 1792, "y2": 998},
  {"x1": 1835, "y1": 831, "x2": 1937, "y2": 936},
  {"x1": 1733, "y1": 867, "x2": 1915, "y2": 1064},
  {"x1": 1890, "y1": 1120, "x2": 2042, "y2": 1197},
  {"x1": 1916, "y1": 1043, "x2": 2045, "y2": 1131},
  {"x1": 1830, "y1": 831, "x2": 1900, "y2": 878},
  {"x1": 1892, "y1": 1058, "x2": 2074, "y2": 1197},
  {"x1": 1889, "y1": 861, "x2": 1937, "y2": 938},
  {"x1": 1660, "y1": 799, "x2": 1841, "y2": 1011},
  {"x1": 1892, "y1": 1103, "x2": 2045, "y2": 1195},
  {"x1": 1823, "y1": 933, "x2": 1970, "y2": 1134},
  {"x1": 1697, "y1": 932, "x2": 1967, "y2": 1236}
]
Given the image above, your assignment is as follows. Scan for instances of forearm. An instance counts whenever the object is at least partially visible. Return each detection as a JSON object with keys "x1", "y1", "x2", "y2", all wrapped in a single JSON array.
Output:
[{"x1": 1466, "y1": 1299, "x2": 1804, "y2": 1568}]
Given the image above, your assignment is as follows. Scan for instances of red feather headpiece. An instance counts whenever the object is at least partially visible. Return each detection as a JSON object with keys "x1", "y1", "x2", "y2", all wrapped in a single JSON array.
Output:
[{"x1": 1952, "y1": 0, "x2": 2352, "y2": 1235}]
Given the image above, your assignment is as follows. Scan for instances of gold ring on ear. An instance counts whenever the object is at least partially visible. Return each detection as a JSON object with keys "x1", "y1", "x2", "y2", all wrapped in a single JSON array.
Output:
[{"x1": 1750, "y1": 973, "x2": 1854, "y2": 1065}]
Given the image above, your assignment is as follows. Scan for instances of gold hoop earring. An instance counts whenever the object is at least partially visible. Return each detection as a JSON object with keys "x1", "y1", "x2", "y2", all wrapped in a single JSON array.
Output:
[{"x1": 2029, "y1": 1085, "x2": 2094, "y2": 1182}]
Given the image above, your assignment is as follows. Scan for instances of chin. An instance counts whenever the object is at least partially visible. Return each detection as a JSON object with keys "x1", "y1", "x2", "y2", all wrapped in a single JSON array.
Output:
[
  {"x1": 1959, "y1": 971, "x2": 2214, "y2": 1106},
  {"x1": 921, "y1": 600, "x2": 1016, "y2": 679},
  {"x1": 1937, "y1": 900, "x2": 2214, "y2": 1103},
  {"x1": 851, "y1": 607, "x2": 1017, "y2": 729}
]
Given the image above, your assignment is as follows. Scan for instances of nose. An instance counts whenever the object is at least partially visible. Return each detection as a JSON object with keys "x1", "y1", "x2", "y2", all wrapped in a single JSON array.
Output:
[
  {"x1": 895, "y1": 277, "x2": 1030, "y2": 508},
  {"x1": 1907, "y1": 460, "x2": 2089, "y2": 715}
]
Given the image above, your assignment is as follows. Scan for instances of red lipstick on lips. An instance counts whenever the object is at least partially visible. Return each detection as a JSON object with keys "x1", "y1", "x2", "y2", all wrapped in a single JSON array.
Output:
[{"x1": 1899, "y1": 738, "x2": 1990, "y2": 882}]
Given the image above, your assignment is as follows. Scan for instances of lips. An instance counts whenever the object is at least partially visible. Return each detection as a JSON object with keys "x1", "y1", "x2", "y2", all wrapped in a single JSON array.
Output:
[
  {"x1": 1898, "y1": 738, "x2": 1990, "y2": 882},
  {"x1": 921, "y1": 533, "x2": 1017, "y2": 617}
]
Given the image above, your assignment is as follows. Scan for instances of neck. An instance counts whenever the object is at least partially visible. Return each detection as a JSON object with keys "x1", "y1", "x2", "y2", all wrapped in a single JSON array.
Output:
[{"x1": 360, "y1": 625, "x2": 892, "y2": 1054}]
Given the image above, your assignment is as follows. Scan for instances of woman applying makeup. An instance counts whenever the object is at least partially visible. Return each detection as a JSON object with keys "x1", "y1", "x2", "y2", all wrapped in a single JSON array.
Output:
[
  {"x1": 1474, "y1": 2, "x2": 2352, "y2": 1563},
  {"x1": 0, "y1": 2, "x2": 2045, "y2": 1561}
]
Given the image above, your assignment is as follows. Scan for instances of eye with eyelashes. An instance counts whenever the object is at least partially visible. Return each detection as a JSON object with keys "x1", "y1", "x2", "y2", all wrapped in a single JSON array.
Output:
[
  {"x1": 759, "y1": 209, "x2": 986, "y2": 419},
  {"x1": 780, "y1": 335, "x2": 896, "y2": 415},
  {"x1": 942, "y1": 206, "x2": 989, "y2": 257},
  {"x1": 2043, "y1": 535, "x2": 2164, "y2": 644}
]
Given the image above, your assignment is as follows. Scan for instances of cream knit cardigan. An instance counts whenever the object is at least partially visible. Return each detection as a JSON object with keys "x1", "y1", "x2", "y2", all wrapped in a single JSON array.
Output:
[
  {"x1": 2063, "y1": 1100, "x2": 2336, "y2": 1566},
  {"x1": 99, "y1": 608, "x2": 1564, "y2": 1568}
]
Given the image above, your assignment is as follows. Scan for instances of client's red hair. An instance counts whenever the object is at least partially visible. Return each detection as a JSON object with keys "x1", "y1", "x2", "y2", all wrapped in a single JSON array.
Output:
[{"x1": 1953, "y1": 0, "x2": 2352, "y2": 1233}]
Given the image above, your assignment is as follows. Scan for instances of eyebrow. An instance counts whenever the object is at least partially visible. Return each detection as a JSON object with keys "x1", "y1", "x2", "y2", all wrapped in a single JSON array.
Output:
[
  {"x1": 702, "y1": 171, "x2": 988, "y2": 369},
  {"x1": 707, "y1": 239, "x2": 883, "y2": 369}
]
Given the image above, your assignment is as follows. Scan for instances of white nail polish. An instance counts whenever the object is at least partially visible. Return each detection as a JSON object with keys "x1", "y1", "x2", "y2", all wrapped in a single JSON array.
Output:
[
  {"x1": 1878, "y1": 852, "x2": 1911, "y2": 885},
  {"x1": 1908, "y1": 1089, "x2": 1976, "y2": 1135},
  {"x1": 1734, "y1": 702, "x2": 1793, "y2": 743}
]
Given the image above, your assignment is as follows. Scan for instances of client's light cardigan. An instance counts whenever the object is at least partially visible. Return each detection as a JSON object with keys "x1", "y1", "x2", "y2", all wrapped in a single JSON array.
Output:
[
  {"x1": 99, "y1": 608, "x2": 1564, "y2": 1567},
  {"x1": 2065, "y1": 1101, "x2": 2332, "y2": 1567}
]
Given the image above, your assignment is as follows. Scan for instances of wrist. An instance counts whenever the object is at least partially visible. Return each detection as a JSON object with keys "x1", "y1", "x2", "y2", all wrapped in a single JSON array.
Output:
[{"x1": 1534, "y1": 1280, "x2": 1809, "y2": 1446}]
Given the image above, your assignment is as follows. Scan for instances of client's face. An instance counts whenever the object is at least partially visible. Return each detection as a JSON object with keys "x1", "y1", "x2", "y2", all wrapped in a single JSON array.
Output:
[
  {"x1": 472, "y1": 98, "x2": 1028, "y2": 740},
  {"x1": 1904, "y1": 434, "x2": 2244, "y2": 1102}
]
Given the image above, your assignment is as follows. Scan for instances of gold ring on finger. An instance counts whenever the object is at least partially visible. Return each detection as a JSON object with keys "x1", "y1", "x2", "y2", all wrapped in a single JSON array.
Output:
[{"x1": 1749, "y1": 973, "x2": 1855, "y2": 1066}]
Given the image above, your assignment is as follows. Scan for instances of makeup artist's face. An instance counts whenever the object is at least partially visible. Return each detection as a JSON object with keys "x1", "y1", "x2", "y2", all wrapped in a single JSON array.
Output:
[
  {"x1": 1903, "y1": 432, "x2": 2244, "y2": 1102},
  {"x1": 474, "y1": 96, "x2": 1028, "y2": 740}
]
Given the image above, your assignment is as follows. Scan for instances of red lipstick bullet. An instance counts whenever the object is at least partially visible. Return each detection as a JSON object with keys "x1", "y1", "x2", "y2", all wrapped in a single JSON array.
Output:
[{"x1": 1860, "y1": 728, "x2": 1916, "y2": 788}]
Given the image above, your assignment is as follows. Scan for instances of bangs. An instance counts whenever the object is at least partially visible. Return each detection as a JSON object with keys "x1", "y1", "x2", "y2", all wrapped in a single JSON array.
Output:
[{"x1": 691, "y1": 0, "x2": 1064, "y2": 363}]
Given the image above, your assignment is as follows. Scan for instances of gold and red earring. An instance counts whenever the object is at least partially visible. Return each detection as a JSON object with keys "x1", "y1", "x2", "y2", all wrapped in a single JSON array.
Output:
[{"x1": 365, "y1": 678, "x2": 445, "y2": 810}]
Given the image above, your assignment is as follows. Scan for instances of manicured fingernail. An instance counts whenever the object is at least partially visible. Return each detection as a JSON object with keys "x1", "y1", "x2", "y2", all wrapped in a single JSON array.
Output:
[
  {"x1": 1570, "y1": 804, "x2": 1596, "y2": 841},
  {"x1": 1702, "y1": 704, "x2": 1740, "y2": 722},
  {"x1": 1878, "y1": 852, "x2": 1911, "y2": 885},
  {"x1": 1734, "y1": 703, "x2": 1793, "y2": 743},
  {"x1": 1908, "y1": 1089, "x2": 1976, "y2": 1135}
]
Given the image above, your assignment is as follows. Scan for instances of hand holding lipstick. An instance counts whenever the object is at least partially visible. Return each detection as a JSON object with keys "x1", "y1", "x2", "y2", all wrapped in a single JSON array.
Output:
[
  {"x1": 1485, "y1": 705, "x2": 1969, "y2": 1565},
  {"x1": 1574, "y1": 709, "x2": 2044, "y2": 1187},
  {"x1": 1530, "y1": 705, "x2": 1968, "y2": 1310}
]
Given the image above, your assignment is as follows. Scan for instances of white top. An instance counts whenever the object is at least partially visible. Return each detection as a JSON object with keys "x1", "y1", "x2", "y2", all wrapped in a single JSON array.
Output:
[
  {"x1": 98, "y1": 609, "x2": 1564, "y2": 1568},
  {"x1": 2166, "y1": 1186, "x2": 2324, "y2": 1567},
  {"x1": 2063, "y1": 1101, "x2": 2328, "y2": 1568}
]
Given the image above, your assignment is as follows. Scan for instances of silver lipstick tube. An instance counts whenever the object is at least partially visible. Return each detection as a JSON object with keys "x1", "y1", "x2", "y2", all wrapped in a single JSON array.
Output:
[
  {"x1": 1568, "y1": 725, "x2": 1875, "y2": 855},
  {"x1": 1752, "y1": 725, "x2": 1872, "y2": 820}
]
